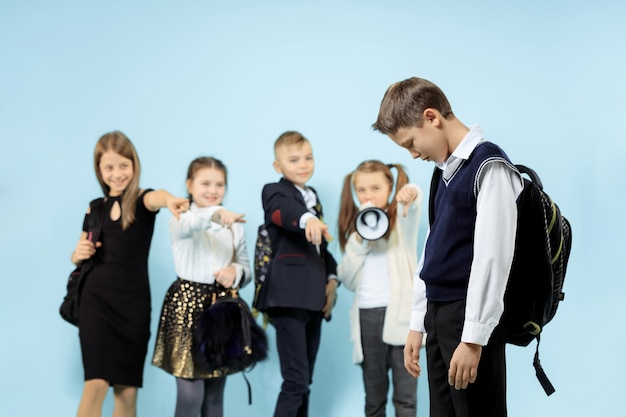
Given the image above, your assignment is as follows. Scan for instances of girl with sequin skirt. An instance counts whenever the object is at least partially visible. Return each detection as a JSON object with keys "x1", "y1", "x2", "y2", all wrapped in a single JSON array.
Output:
[
  {"x1": 152, "y1": 156, "x2": 251, "y2": 417},
  {"x1": 70, "y1": 131, "x2": 189, "y2": 417}
]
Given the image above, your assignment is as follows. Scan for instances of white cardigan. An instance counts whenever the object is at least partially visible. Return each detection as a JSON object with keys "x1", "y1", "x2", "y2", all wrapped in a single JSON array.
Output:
[
  {"x1": 338, "y1": 184, "x2": 422, "y2": 364},
  {"x1": 169, "y1": 204, "x2": 251, "y2": 288}
]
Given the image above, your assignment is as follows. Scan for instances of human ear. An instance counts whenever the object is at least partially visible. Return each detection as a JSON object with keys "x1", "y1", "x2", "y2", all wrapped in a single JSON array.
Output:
[
  {"x1": 186, "y1": 179, "x2": 193, "y2": 195},
  {"x1": 423, "y1": 108, "x2": 440, "y2": 126},
  {"x1": 273, "y1": 160, "x2": 283, "y2": 174}
]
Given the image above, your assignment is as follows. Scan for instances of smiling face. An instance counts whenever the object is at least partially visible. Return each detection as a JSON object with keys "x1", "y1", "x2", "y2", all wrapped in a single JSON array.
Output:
[
  {"x1": 273, "y1": 141, "x2": 314, "y2": 188},
  {"x1": 187, "y1": 167, "x2": 226, "y2": 208},
  {"x1": 98, "y1": 150, "x2": 134, "y2": 196},
  {"x1": 353, "y1": 171, "x2": 392, "y2": 209}
]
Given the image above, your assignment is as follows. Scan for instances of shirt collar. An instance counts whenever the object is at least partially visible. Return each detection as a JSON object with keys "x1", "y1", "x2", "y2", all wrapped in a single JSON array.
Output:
[
  {"x1": 295, "y1": 184, "x2": 317, "y2": 209},
  {"x1": 438, "y1": 124, "x2": 485, "y2": 180}
]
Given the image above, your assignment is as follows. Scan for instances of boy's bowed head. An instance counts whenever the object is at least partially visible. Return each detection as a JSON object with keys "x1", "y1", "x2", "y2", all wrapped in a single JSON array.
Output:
[{"x1": 372, "y1": 77, "x2": 469, "y2": 164}]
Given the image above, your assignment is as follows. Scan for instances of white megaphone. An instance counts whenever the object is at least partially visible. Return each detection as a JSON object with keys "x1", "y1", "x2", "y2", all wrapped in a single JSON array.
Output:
[{"x1": 355, "y1": 206, "x2": 390, "y2": 241}]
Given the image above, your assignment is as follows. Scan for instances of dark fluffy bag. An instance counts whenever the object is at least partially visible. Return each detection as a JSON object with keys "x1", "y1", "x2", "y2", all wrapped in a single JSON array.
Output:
[
  {"x1": 60, "y1": 198, "x2": 104, "y2": 326},
  {"x1": 193, "y1": 286, "x2": 268, "y2": 373}
]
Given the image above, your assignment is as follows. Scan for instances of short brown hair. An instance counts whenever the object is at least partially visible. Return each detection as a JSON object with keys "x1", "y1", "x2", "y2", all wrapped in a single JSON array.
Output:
[
  {"x1": 372, "y1": 77, "x2": 454, "y2": 134},
  {"x1": 274, "y1": 131, "x2": 310, "y2": 157}
]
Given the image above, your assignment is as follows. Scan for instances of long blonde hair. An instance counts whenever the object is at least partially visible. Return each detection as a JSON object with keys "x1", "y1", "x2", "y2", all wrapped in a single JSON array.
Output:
[
  {"x1": 337, "y1": 160, "x2": 409, "y2": 251},
  {"x1": 94, "y1": 131, "x2": 141, "y2": 230}
]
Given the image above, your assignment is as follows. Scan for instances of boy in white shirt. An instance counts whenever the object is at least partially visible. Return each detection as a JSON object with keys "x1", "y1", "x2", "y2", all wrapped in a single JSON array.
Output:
[{"x1": 372, "y1": 77, "x2": 523, "y2": 417}]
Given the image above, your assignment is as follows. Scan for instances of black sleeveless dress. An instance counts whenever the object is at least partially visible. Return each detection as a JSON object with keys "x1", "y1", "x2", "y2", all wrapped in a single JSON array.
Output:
[{"x1": 78, "y1": 190, "x2": 157, "y2": 387}]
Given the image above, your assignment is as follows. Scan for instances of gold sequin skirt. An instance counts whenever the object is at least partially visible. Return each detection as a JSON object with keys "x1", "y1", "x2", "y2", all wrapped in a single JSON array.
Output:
[{"x1": 152, "y1": 278, "x2": 230, "y2": 379}]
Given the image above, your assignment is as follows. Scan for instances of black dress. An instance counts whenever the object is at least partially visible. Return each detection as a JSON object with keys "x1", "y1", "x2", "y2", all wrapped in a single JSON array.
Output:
[{"x1": 78, "y1": 190, "x2": 157, "y2": 387}]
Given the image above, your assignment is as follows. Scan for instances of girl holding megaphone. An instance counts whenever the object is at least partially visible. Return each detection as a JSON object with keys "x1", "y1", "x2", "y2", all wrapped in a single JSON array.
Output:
[{"x1": 337, "y1": 160, "x2": 423, "y2": 417}]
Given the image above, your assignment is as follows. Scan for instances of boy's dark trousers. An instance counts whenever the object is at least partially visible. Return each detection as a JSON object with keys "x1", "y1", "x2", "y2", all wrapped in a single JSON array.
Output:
[
  {"x1": 269, "y1": 307, "x2": 323, "y2": 417},
  {"x1": 425, "y1": 300, "x2": 507, "y2": 417}
]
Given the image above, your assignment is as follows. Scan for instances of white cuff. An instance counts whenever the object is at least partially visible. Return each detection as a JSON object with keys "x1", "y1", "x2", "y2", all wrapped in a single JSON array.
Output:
[
  {"x1": 410, "y1": 310, "x2": 426, "y2": 333},
  {"x1": 299, "y1": 212, "x2": 317, "y2": 229},
  {"x1": 461, "y1": 320, "x2": 493, "y2": 346}
]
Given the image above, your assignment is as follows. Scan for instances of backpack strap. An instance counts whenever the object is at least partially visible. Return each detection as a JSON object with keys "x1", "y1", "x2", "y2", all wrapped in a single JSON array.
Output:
[
  {"x1": 515, "y1": 164, "x2": 544, "y2": 190},
  {"x1": 87, "y1": 198, "x2": 105, "y2": 243},
  {"x1": 533, "y1": 335, "x2": 556, "y2": 395},
  {"x1": 428, "y1": 167, "x2": 442, "y2": 226}
]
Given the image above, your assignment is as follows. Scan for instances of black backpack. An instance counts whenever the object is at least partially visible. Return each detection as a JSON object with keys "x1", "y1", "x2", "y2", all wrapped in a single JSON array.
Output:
[
  {"x1": 251, "y1": 224, "x2": 271, "y2": 324},
  {"x1": 428, "y1": 163, "x2": 572, "y2": 396}
]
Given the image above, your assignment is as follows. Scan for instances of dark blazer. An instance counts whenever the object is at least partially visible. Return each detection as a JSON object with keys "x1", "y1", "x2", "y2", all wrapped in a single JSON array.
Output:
[{"x1": 255, "y1": 177, "x2": 337, "y2": 312}]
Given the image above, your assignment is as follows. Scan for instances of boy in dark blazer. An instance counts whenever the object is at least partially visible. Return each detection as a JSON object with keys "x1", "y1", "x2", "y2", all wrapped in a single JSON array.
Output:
[{"x1": 256, "y1": 131, "x2": 338, "y2": 417}]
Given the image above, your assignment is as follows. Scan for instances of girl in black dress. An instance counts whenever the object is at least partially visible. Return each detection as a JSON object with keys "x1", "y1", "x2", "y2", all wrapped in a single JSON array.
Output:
[{"x1": 70, "y1": 130, "x2": 188, "y2": 417}]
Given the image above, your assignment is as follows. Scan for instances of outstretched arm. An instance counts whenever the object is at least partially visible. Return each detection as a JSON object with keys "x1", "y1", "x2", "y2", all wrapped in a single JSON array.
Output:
[
  {"x1": 304, "y1": 216, "x2": 332, "y2": 245},
  {"x1": 143, "y1": 189, "x2": 189, "y2": 219},
  {"x1": 396, "y1": 183, "x2": 422, "y2": 218},
  {"x1": 213, "y1": 208, "x2": 246, "y2": 227}
]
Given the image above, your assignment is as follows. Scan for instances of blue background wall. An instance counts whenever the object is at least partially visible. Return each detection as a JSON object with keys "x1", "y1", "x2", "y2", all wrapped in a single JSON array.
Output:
[{"x1": 1, "y1": 1, "x2": 624, "y2": 416}]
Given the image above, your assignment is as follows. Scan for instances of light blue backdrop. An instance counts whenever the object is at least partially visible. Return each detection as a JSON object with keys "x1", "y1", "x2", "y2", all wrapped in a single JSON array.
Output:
[{"x1": 1, "y1": 1, "x2": 624, "y2": 416}]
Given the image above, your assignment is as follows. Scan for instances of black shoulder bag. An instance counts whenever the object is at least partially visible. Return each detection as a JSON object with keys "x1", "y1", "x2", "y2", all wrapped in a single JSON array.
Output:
[{"x1": 60, "y1": 198, "x2": 105, "y2": 326}]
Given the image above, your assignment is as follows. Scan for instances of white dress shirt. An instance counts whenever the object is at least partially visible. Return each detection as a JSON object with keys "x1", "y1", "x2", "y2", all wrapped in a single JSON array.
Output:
[
  {"x1": 296, "y1": 184, "x2": 318, "y2": 228},
  {"x1": 169, "y1": 204, "x2": 251, "y2": 288},
  {"x1": 410, "y1": 125, "x2": 524, "y2": 345},
  {"x1": 294, "y1": 184, "x2": 338, "y2": 281}
]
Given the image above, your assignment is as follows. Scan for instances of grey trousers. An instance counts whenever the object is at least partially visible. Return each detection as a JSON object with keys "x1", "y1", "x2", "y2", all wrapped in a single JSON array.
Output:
[{"x1": 360, "y1": 307, "x2": 417, "y2": 417}]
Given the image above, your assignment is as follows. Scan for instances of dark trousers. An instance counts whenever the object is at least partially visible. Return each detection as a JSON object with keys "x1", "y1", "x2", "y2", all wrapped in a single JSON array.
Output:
[
  {"x1": 269, "y1": 307, "x2": 323, "y2": 417},
  {"x1": 360, "y1": 307, "x2": 417, "y2": 417},
  {"x1": 425, "y1": 300, "x2": 507, "y2": 417}
]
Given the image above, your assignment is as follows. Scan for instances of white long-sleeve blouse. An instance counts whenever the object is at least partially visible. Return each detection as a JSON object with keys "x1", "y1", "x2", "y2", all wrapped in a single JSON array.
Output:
[{"x1": 169, "y1": 204, "x2": 251, "y2": 288}]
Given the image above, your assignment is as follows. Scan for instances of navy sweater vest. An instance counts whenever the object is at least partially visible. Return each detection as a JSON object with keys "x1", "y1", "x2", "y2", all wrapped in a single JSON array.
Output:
[{"x1": 421, "y1": 142, "x2": 512, "y2": 302}]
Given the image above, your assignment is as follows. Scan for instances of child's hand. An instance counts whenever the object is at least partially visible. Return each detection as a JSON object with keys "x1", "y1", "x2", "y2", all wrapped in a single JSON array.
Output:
[
  {"x1": 396, "y1": 185, "x2": 418, "y2": 217},
  {"x1": 359, "y1": 201, "x2": 375, "y2": 211},
  {"x1": 214, "y1": 266, "x2": 237, "y2": 288},
  {"x1": 448, "y1": 342, "x2": 482, "y2": 390},
  {"x1": 213, "y1": 209, "x2": 246, "y2": 228},
  {"x1": 322, "y1": 279, "x2": 338, "y2": 320},
  {"x1": 167, "y1": 196, "x2": 190, "y2": 219},
  {"x1": 403, "y1": 330, "x2": 423, "y2": 378},
  {"x1": 71, "y1": 235, "x2": 102, "y2": 265},
  {"x1": 305, "y1": 217, "x2": 333, "y2": 245}
]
